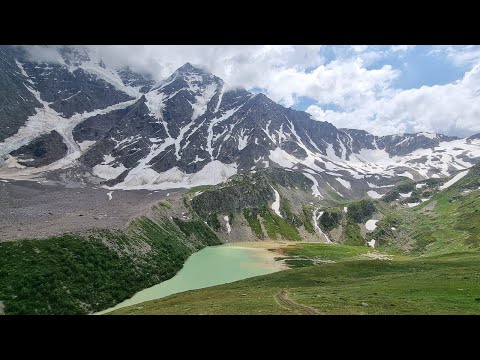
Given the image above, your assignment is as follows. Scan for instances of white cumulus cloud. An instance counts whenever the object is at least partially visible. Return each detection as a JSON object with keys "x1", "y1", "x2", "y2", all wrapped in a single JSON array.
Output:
[
  {"x1": 307, "y1": 63, "x2": 480, "y2": 137},
  {"x1": 261, "y1": 58, "x2": 399, "y2": 108}
]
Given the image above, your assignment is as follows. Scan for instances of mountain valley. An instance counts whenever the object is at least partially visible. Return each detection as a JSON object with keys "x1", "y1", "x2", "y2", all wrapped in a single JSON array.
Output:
[{"x1": 1, "y1": 45, "x2": 480, "y2": 315}]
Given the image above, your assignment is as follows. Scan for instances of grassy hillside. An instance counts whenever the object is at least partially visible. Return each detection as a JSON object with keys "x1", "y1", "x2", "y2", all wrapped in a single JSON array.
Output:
[
  {"x1": 308, "y1": 198, "x2": 379, "y2": 245},
  {"x1": 370, "y1": 164, "x2": 480, "y2": 255},
  {"x1": 109, "y1": 245, "x2": 480, "y2": 315},
  {"x1": 306, "y1": 165, "x2": 480, "y2": 254},
  {"x1": 0, "y1": 209, "x2": 220, "y2": 315},
  {"x1": 3, "y1": 164, "x2": 480, "y2": 315},
  {"x1": 184, "y1": 168, "x2": 388, "y2": 244},
  {"x1": 186, "y1": 168, "x2": 318, "y2": 241},
  {"x1": 108, "y1": 165, "x2": 480, "y2": 315},
  {"x1": 277, "y1": 242, "x2": 388, "y2": 268}
]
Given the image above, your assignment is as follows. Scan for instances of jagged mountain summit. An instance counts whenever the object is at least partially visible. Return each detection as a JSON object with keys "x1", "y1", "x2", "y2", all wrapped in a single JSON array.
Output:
[{"x1": 1, "y1": 45, "x2": 479, "y2": 202}]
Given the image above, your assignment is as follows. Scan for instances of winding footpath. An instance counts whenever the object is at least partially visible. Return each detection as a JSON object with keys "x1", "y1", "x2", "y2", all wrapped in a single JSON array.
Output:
[{"x1": 275, "y1": 289, "x2": 321, "y2": 315}]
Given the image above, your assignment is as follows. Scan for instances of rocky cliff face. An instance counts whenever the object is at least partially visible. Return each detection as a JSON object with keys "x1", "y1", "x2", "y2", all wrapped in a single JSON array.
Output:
[
  {"x1": 10, "y1": 131, "x2": 67, "y2": 167},
  {"x1": 0, "y1": 46, "x2": 42, "y2": 141}
]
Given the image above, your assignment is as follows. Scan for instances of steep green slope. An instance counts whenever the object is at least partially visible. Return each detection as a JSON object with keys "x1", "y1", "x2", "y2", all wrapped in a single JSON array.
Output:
[
  {"x1": 181, "y1": 164, "x2": 480, "y2": 252},
  {"x1": 186, "y1": 168, "x2": 319, "y2": 241},
  {"x1": 184, "y1": 168, "x2": 390, "y2": 244},
  {"x1": 307, "y1": 164, "x2": 480, "y2": 254},
  {"x1": 0, "y1": 206, "x2": 220, "y2": 315},
  {"x1": 370, "y1": 164, "x2": 480, "y2": 255},
  {"x1": 307, "y1": 198, "x2": 379, "y2": 246}
]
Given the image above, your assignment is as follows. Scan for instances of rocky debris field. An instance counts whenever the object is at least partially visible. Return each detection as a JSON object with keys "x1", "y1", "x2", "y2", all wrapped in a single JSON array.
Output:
[{"x1": 0, "y1": 179, "x2": 184, "y2": 240}]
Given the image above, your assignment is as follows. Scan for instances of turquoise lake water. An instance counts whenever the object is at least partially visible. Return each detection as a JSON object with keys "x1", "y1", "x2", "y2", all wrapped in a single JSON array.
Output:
[{"x1": 98, "y1": 243, "x2": 284, "y2": 314}]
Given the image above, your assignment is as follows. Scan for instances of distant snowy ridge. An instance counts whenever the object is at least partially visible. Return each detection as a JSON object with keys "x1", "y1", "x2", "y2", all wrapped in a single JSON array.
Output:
[{"x1": 1, "y1": 46, "x2": 480, "y2": 197}]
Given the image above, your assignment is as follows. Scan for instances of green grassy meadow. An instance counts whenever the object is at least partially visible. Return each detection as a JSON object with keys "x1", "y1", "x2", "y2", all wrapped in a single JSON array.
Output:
[
  {"x1": 109, "y1": 246, "x2": 480, "y2": 315},
  {"x1": 109, "y1": 167, "x2": 480, "y2": 315}
]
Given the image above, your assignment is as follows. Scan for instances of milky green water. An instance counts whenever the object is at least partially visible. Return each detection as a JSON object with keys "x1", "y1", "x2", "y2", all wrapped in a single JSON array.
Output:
[{"x1": 97, "y1": 243, "x2": 284, "y2": 314}]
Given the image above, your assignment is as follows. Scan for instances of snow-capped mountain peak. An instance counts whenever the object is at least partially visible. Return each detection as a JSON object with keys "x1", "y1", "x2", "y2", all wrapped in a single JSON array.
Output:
[
  {"x1": 173, "y1": 62, "x2": 213, "y2": 76},
  {"x1": 1, "y1": 46, "x2": 479, "y2": 204}
]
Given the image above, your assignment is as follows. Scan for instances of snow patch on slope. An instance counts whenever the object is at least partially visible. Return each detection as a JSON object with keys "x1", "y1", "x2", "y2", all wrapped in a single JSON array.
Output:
[
  {"x1": 365, "y1": 219, "x2": 378, "y2": 231},
  {"x1": 78, "y1": 140, "x2": 96, "y2": 152},
  {"x1": 367, "y1": 182, "x2": 395, "y2": 189},
  {"x1": 78, "y1": 60, "x2": 140, "y2": 98},
  {"x1": 367, "y1": 190, "x2": 383, "y2": 199},
  {"x1": 206, "y1": 104, "x2": 245, "y2": 160},
  {"x1": 191, "y1": 83, "x2": 217, "y2": 121},
  {"x1": 302, "y1": 172, "x2": 323, "y2": 198},
  {"x1": 214, "y1": 85, "x2": 224, "y2": 113},
  {"x1": 110, "y1": 161, "x2": 237, "y2": 190},
  {"x1": 93, "y1": 163, "x2": 127, "y2": 180},
  {"x1": 439, "y1": 170, "x2": 469, "y2": 190},
  {"x1": 397, "y1": 171, "x2": 414, "y2": 180},
  {"x1": 271, "y1": 186, "x2": 282, "y2": 218},
  {"x1": 237, "y1": 129, "x2": 249, "y2": 151},
  {"x1": 145, "y1": 91, "x2": 167, "y2": 122},
  {"x1": 224, "y1": 215, "x2": 231, "y2": 234},
  {"x1": 269, "y1": 147, "x2": 297, "y2": 168},
  {"x1": 326, "y1": 181, "x2": 343, "y2": 197},
  {"x1": 339, "y1": 138, "x2": 480, "y2": 181},
  {"x1": 0, "y1": 89, "x2": 137, "y2": 180},
  {"x1": 15, "y1": 60, "x2": 34, "y2": 84},
  {"x1": 336, "y1": 177, "x2": 351, "y2": 189},
  {"x1": 312, "y1": 209, "x2": 331, "y2": 243}
]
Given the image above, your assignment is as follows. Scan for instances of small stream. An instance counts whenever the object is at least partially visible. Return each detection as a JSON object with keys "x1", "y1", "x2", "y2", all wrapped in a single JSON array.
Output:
[{"x1": 312, "y1": 208, "x2": 331, "y2": 243}]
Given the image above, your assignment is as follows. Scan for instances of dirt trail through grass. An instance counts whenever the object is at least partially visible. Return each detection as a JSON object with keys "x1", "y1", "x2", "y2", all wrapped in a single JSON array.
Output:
[{"x1": 275, "y1": 289, "x2": 321, "y2": 315}]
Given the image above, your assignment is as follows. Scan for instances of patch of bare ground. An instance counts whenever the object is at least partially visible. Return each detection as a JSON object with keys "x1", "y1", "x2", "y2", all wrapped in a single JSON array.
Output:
[
  {"x1": 361, "y1": 252, "x2": 393, "y2": 260},
  {"x1": 0, "y1": 179, "x2": 186, "y2": 241},
  {"x1": 275, "y1": 289, "x2": 321, "y2": 315}
]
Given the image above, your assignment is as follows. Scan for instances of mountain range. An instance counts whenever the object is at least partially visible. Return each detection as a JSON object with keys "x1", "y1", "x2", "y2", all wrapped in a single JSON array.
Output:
[
  {"x1": 1, "y1": 45, "x2": 480, "y2": 203},
  {"x1": 2, "y1": 45, "x2": 480, "y2": 315}
]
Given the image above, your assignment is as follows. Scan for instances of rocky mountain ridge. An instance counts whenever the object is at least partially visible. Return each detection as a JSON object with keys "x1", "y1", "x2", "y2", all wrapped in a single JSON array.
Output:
[{"x1": 1, "y1": 45, "x2": 479, "y2": 203}]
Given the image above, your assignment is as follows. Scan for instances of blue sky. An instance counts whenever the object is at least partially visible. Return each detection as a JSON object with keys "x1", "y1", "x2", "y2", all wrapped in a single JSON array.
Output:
[
  {"x1": 370, "y1": 46, "x2": 467, "y2": 89},
  {"x1": 78, "y1": 45, "x2": 480, "y2": 137},
  {"x1": 282, "y1": 45, "x2": 480, "y2": 137}
]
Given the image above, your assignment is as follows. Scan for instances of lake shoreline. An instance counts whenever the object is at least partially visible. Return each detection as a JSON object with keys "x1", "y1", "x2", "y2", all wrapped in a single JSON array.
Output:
[{"x1": 98, "y1": 241, "x2": 293, "y2": 315}]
